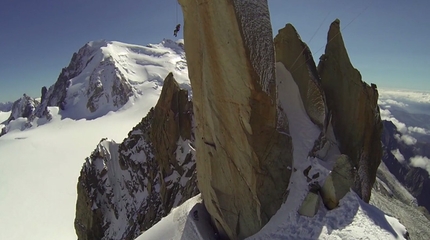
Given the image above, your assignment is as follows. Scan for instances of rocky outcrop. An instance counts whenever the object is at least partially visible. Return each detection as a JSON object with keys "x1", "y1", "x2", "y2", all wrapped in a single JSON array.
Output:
[
  {"x1": 298, "y1": 184, "x2": 321, "y2": 217},
  {"x1": 6, "y1": 94, "x2": 39, "y2": 123},
  {"x1": 0, "y1": 94, "x2": 39, "y2": 136},
  {"x1": 75, "y1": 73, "x2": 197, "y2": 240},
  {"x1": 317, "y1": 19, "x2": 382, "y2": 203},
  {"x1": 179, "y1": 0, "x2": 293, "y2": 239},
  {"x1": 320, "y1": 155, "x2": 354, "y2": 209},
  {"x1": 274, "y1": 24, "x2": 327, "y2": 128}
]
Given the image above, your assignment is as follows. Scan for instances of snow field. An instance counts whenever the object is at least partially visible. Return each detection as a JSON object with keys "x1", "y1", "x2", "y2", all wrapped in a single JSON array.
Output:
[{"x1": 0, "y1": 96, "x2": 156, "y2": 240}]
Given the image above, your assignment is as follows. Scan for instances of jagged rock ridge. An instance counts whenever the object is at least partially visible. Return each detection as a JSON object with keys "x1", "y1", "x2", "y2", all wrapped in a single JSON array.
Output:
[
  {"x1": 75, "y1": 73, "x2": 197, "y2": 240},
  {"x1": 275, "y1": 19, "x2": 382, "y2": 209},
  {"x1": 317, "y1": 19, "x2": 382, "y2": 202}
]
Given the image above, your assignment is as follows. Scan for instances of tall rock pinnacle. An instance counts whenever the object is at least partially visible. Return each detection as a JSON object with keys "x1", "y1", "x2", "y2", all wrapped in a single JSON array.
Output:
[
  {"x1": 178, "y1": 0, "x2": 293, "y2": 239},
  {"x1": 317, "y1": 19, "x2": 382, "y2": 202},
  {"x1": 274, "y1": 23, "x2": 327, "y2": 128}
]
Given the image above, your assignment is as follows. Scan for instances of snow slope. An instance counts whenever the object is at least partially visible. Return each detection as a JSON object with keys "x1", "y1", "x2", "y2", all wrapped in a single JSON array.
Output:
[
  {"x1": 371, "y1": 190, "x2": 430, "y2": 240},
  {"x1": 142, "y1": 192, "x2": 406, "y2": 240},
  {"x1": 249, "y1": 190, "x2": 408, "y2": 240},
  {"x1": 0, "y1": 39, "x2": 190, "y2": 240},
  {"x1": 0, "y1": 111, "x2": 10, "y2": 136},
  {"x1": 0, "y1": 111, "x2": 9, "y2": 130},
  {"x1": 138, "y1": 191, "x2": 408, "y2": 240},
  {"x1": 136, "y1": 195, "x2": 219, "y2": 240},
  {"x1": 0, "y1": 100, "x2": 153, "y2": 240}
]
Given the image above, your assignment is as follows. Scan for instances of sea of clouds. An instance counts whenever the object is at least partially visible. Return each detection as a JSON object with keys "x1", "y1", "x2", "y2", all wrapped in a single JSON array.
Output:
[{"x1": 379, "y1": 89, "x2": 430, "y2": 175}]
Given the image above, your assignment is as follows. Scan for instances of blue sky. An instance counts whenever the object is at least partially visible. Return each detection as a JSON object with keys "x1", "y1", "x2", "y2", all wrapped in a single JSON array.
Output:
[{"x1": 0, "y1": 0, "x2": 429, "y2": 102}]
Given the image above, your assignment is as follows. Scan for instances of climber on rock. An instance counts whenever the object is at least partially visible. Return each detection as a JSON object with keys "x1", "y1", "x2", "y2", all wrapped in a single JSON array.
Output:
[
  {"x1": 173, "y1": 24, "x2": 181, "y2": 37},
  {"x1": 193, "y1": 209, "x2": 199, "y2": 221}
]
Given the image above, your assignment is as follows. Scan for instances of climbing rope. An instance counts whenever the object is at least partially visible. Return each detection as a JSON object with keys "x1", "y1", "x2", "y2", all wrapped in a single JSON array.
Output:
[
  {"x1": 289, "y1": 10, "x2": 332, "y2": 71},
  {"x1": 313, "y1": 1, "x2": 374, "y2": 57},
  {"x1": 290, "y1": 0, "x2": 376, "y2": 74},
  {"x1": 173, "y1": 1, "x2": 180, "y2": 37},
  {"x1": 176, "y1": 1, "x2": 178, "y2": 24}
]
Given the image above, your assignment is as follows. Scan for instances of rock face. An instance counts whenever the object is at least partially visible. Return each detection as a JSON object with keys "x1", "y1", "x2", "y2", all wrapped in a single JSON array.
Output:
[
  {"x1": 75, "y1": 73, "x2": 198, "y2": 240},
  {"x1": 179, "y1": 0, "x2": 293, "y2": 239},
  {"x1": 151, "y1": 73, "x2": 193, "y2": 178},
  {"x1": 317, "y1": 19, "x2": 382, "y2": 202},
  {"x1": 298, "y1": 185, "x2": 321, "y2": 217},
  {"x1": 274, "y1": 24, "x2": 327, "y2": 128},
  {"x1": 85, "y1": 57, "x2": 132, "y2": 113},
  {"x1": 320, "y1": 155, "x2": 354, "y2": 209}
]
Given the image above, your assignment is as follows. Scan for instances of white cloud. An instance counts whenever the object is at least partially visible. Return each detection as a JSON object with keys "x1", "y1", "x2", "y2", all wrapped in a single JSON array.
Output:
[
  {"x1": 390, "y1": 118, "x2": 408, "y2": 134},
  {"x1": 391, "y1": 149, "x2": 405, "y2": 163},
  {"x1": 380, "y1": 108, "x2": 392, "y2": 119},
  {"x1": 379, "y1": 108, "x2": 407, "y2": 133},
  {"x1": 410, "y1": 156, "x2": 430, "y2": 176},
  {"x1": 383, "y1": 113, "x2": 428, "y2": 143},
  {"x1": 379, "y1": 99, "x2": 408, "y2": 108},
  {"x1": 380, "y1": 108, "x2": 429, "y2": 136},
  {"x1": 400, "y1": 135, "x2": 417, "y2": 145},
  {"x1": 379, "y1": 89, "x2": 430, "y2": 104},
  {"x1": 408, "y1": 126, "x2": 430, "y2": 135},
  {"x1": 394, "y1": 133, "x2": 417, "y2": 145}
]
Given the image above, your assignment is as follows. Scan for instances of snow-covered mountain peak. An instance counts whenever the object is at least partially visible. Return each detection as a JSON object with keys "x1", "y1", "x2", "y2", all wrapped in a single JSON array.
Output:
[{"x1": 32, "y1": 39, "x2": 189, "y2": 121}]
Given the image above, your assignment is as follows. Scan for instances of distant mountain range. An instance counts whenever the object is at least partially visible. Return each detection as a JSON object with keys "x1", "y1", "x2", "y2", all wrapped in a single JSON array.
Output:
[{"x1": 0, "y1": 101, "x2": 13, "y2": 112}]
